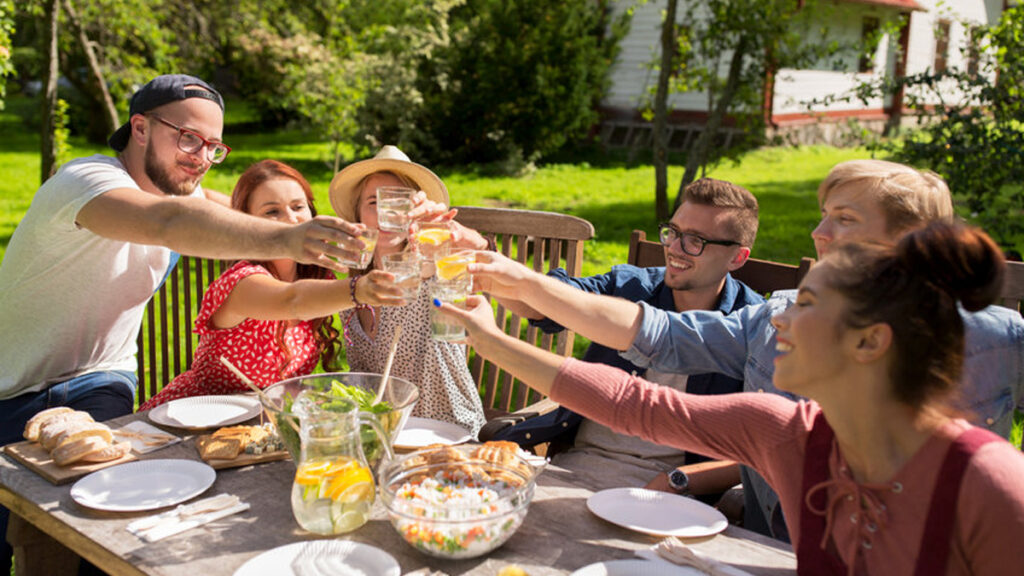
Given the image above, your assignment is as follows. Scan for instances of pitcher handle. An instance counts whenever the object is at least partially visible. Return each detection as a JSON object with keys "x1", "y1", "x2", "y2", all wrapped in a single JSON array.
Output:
[{"x1": 358, "y1": 412, "x2": 395, "y2": 462}]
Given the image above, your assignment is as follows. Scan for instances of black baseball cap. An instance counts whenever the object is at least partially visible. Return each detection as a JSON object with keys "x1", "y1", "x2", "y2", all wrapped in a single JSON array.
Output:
[{"x1": 107, "y1": 74, "x2": 224, "y2": 152}]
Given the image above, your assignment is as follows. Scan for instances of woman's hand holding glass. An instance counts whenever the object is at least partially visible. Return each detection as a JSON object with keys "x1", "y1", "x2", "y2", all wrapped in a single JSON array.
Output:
[
  {"x1": 353, "y1": 270, "x2": 409, "y2": 307},
  {"x1": 432, "y1": 294, "x2": 500, "y2": 344}
]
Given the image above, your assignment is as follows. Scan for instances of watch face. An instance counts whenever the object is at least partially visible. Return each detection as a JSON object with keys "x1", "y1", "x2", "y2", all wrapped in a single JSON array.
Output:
[{"x1": 668, "y1": 469, "x2": 689, "y2": 491}]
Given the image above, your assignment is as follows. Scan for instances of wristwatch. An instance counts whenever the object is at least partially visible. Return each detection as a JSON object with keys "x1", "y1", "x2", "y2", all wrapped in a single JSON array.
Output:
[{"x1": 667, "y1": 469, "x2": 690, "y2": 494}]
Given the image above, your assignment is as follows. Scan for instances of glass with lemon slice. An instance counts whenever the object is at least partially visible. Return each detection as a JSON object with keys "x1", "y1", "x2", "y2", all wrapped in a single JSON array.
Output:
[
  {"x1": 411, "y1": 221, "x2": 453, "y2": 263},
  {"x1": 290, "y1": 391, "x2": 392, "y2": 534}
]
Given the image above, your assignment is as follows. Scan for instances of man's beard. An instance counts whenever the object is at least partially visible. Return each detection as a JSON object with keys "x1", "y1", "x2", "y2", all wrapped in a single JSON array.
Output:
[{"x1": 144, "y1": 145, "x2": 203, "y2": 196}]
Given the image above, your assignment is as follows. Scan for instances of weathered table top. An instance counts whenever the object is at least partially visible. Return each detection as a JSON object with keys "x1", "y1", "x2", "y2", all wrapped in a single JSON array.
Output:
[{"x1": 0, "y1": 413, "x2": 796, "y2": 576}]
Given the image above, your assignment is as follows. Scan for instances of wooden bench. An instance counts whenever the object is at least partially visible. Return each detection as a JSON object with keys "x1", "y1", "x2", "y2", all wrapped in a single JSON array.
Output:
[{"x1": 135, "y1": 207, "x2": 595, "y2": 422}]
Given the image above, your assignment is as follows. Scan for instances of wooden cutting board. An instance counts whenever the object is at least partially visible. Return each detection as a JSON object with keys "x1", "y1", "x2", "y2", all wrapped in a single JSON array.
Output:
[
  {"x1": 200, "y1": 449, "x2": 290, "y2": 470},
  {"x1": 3, "y1": 441, "x2": 137, "y2": 485}
]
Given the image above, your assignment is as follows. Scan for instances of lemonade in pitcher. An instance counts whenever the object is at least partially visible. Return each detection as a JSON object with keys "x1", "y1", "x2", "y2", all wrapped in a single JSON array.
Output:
[
  {"x1": 290, "y1": 390, "x2": 393, "y2": 535},
  {"x1": 291, "y1": 456, "x2": 374, "y2": 534}
]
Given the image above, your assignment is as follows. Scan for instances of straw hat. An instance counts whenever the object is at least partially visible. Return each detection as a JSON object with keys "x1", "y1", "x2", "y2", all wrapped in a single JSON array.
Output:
[{"x1": 328, "y1": 145, "x2": 448, "y2": 223}]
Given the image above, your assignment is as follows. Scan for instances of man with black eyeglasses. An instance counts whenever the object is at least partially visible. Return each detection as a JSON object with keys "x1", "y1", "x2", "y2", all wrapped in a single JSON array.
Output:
[
  {"x1": 0, "y1": 74, "x2": 367, "y2": 574},
  {"x1": 489, "y1": 178, "x2": 764, "y2": 501}
]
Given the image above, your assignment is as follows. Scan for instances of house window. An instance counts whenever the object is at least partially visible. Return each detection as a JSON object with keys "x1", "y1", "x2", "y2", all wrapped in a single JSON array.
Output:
[
  {"x1": 934, "y1": 19, "x2": 951, "y2": 73},
  {"x1": 860, "y1": 17, "x2": 880, "y2": 73}
]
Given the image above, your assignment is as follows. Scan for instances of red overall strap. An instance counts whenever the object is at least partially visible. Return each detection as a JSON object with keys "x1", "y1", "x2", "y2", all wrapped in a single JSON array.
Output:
[
  {"x1": 912, "y1": 426, "x2": 1002, "y2": 576},
  {"x1": 796, "y1": 412, "x2": 847, "y2": 575}
]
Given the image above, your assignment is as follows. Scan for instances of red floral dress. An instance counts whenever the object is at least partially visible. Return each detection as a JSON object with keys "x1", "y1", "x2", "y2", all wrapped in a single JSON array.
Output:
[{"x1": 139, "y1": 261, "x2": 321, "y2": 411}]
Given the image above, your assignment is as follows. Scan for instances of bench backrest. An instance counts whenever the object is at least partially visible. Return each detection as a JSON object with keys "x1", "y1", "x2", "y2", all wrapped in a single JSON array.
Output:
[
  {"x1": 136, "y1": 256, "x2": 229, "y2": 404},
  {"x1": 1001, "y1": 260, "x2": 1024, "y2": 313},
  {"x1": 452, "y1": 207, "x2": 595, "y2": 418},
  {"x1": 628, "y1": 230, "x2": 815, "y2": 295}
]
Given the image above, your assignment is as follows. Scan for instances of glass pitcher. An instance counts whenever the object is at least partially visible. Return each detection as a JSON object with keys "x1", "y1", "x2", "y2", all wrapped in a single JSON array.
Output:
[{"x1": 290, "y1": 391, "x2": 394, "y2": 535}]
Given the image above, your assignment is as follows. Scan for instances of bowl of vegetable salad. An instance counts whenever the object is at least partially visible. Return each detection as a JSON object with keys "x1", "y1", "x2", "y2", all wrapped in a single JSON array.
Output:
[
  {"x1": 377, "y1": 444, "x2": 537, "y2": 559},
  {"x1": 261, "y1": 373, "x2": 419, "y2": 465}
]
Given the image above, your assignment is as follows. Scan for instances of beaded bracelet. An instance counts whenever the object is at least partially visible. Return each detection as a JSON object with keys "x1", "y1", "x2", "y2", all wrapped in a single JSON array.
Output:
[
  {"x1": 343, "y1": 274, "x2": 376, "y2": 346},
  {"x1": 349, "y1": 274, "x2": 364, "y2": 307}
]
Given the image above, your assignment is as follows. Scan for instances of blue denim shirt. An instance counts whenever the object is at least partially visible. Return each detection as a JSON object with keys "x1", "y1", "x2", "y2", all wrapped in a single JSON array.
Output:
[
  {"x1": 494, "y1": 265, "x2": 765, "y2": 457},
  {"x1": 622, "y1": 288, "x2": 1024, "y2": 539}
]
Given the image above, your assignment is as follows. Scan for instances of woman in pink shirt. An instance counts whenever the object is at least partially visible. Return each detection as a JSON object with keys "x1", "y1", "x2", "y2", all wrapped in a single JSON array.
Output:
[{"x1": 438, "y1": 222, "x2": 1024, "y2": 576}]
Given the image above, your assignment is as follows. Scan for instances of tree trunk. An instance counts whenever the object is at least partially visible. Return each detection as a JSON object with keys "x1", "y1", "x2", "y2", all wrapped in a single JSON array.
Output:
[
  {"x1": 674, "y1": 34, "x2": 749, "y2": 209},
  {"x1": 62, "y1": 0, "x2": 119, "y2": 136},
  {"x1": 652, "y1": 0, "x2": 679, "y2": 222},
  {"x1": 40, "y1": 0, "x2": 60, "y2": 183}
]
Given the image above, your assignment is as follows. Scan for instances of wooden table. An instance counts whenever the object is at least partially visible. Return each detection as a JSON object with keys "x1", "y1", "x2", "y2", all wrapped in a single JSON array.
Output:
[{"x1": 1, "y1": 413, "x2": 796, "y2": 576}]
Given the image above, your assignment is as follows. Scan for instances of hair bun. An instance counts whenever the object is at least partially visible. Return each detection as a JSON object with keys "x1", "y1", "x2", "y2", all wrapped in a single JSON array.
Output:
[{"x1": 898, "y1": 222, "x2": 1005, "y2": 312}]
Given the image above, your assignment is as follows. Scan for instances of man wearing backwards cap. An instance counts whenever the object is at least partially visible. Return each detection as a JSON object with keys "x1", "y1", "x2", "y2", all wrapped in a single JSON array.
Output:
[{"x1": 0, "y1": 73, "x2": 365, "y2": 571}]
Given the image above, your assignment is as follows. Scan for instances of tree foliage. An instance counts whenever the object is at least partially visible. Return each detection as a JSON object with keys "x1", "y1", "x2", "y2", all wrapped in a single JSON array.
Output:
[
  {"x1": 641, "y1": 0, "x2": 847, "y2": 215},
  {"x1": 413, "y1": 0, "x2": 630, "y2": 167},
  {"x1": 0, "y1": 0, "x2": 14, "y2": 110},
  {"x1": 851, "y1": 7, "x2": 1024, "y2": 253}
]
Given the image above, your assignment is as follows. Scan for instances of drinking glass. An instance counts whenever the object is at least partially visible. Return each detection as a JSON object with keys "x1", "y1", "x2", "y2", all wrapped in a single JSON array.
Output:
[
  {"x1": 430, "y1": 281, "x2": 468, "y2": 342},
  {"x1": 377, "y1": 187, "x2": 416, "y2": 233},
  {"x1": 435, "y1": 250, "x2": 475, "y2": 293},
  {"x1": 339, "y1": 228, "x2": 378, "y2": 269},
  {"x1": 411, "y1": 221, "x2": 453, "y2": 263},
  {"x1": 381, "y1": 252, "x2": 422, "y2": 300}
]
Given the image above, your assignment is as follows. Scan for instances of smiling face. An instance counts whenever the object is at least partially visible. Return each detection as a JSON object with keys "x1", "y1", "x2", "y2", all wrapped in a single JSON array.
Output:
[
  {"x1": 770, "y1": 263, "x2": 861, "y2": 396},
  {"x1": 141, "y1": 96, "x2": 225, "y2": 196},
  {"x1": 663, "y1": 202, "x2": 747, "y2": 292},
  {"x1": 811, "y1": 183, "x2": 897, "y2": 258},
  {"x1": 247, "y1": 178, "x2": 313, "y2": 224}
]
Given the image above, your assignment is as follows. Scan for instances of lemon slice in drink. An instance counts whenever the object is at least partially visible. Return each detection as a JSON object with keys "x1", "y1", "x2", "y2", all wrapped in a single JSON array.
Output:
[
  {"x1": 335, "y1": 481, "x2": 375, "y2": 504},
  {"x1": 437, "y1": 253, "x2": 473, "y2": 281},
  {"x1": 294, "y1": 460, "x2": 331, "y2": 486},
  {"x1": 415, "y1": 228, "x2": 452, "y2": 246}
]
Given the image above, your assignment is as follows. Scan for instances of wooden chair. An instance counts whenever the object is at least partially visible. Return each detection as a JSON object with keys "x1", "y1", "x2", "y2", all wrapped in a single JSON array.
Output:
[
  {"x1": 628, "y1": 230, "x2": 815, "y2": 295},
  {"x1": 136, "y1": 256, "x2": 229, "y2": 405},
  {"x1": 453, "y1": 206, "x2": 595, "y2": 427},
  {"x1": 1000, "y1": 261, "x2": 1024, "y2": 313}
]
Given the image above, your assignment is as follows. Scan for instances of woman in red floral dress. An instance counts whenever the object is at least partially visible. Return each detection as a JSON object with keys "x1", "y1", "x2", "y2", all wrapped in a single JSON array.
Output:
[{"x1": 140, "y1": 160, "x2": 406, "y2": 410}]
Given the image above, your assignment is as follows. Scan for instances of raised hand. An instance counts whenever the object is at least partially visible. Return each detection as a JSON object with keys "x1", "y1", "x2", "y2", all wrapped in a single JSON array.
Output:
[
  {"x1": 354, "y1": 270, "x2": 409, "y2": 307},
  {"x1": 467, "y1": 251, "x2": 538, "y2": 301},
  {"x1": 291, "y1": 216, "x2": 368, "y2": 273},
  {"x1": 433, "y1": 295, "x2": 500, "y2": 343}
]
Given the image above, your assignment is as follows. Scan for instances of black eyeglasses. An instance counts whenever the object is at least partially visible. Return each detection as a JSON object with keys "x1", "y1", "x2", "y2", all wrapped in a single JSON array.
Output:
[
  {"x1": 658, "y1": 223, "x2": 740, "y2": 256},
  {"x1": 146, "y1": 114, "x2": 231, "y2": 164}
]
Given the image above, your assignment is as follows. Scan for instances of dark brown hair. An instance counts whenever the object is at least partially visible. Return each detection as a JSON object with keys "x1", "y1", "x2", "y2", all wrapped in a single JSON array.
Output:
[
  {"x1": 682, "y1": 178, "x2": 759, "y2": 247},
  {"x1": 823, "y1": 222, "x2": 1004, "y2": 408},
  {"x1": 231, "y1": 160, "x2": 343, "y2": 374}
]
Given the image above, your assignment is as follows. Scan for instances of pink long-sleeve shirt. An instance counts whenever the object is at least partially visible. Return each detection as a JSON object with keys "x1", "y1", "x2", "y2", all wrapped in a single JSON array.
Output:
[{"x1": 552, "y1": 358, "x2": 1024, "y2": 576}]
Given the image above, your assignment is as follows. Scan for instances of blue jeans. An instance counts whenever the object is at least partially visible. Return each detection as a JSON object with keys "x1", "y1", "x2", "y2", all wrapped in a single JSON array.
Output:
[{"x1": 1, "y1": 370, "x2": 136, "y2": 575}]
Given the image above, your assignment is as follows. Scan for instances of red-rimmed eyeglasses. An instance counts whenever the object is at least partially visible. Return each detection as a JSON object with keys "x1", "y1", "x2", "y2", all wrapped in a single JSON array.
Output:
[{"x1": 146, "y1": 114, "x2": 231, "y2": 164}]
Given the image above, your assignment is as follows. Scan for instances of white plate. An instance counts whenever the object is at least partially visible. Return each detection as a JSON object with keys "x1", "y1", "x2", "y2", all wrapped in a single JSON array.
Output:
[
  {"x1": 70, "y1": 459, "x2": 216, "y2": 512},
  {"x1": 587, "y1": 488, "x2": 728, "y2": 538},
  {"x1": 233, "y1": 541, "x2": 400, "y2": 576},
  {"x1": 149, "y1": 395, "x2": 262, "y2": 429},
  {"x1": 394, "y1": 416, "x2": 474, "y2": 449},
  {"x1": 571, "y1": 559, "x2": 704, "y2": 575}
]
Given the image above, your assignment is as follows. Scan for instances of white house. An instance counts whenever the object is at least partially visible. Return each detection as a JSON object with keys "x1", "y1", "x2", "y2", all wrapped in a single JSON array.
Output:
[{"x1": 600, "y1": 0, "x2": 1010, "y2": 146}]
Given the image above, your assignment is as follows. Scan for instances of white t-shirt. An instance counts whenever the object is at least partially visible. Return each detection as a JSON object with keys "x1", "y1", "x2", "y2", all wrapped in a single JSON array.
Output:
[{"x1": 0, "y1": 155, "x2": 199, "y2": 399}]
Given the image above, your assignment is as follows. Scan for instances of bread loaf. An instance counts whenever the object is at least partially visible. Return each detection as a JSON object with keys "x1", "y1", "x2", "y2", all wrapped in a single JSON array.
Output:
[
  {"x1": 23, "y1": 407, "x2": 75, "y2": 441},
  {"x1": 79, "y1": 441, "x2": 131, "y2": 464},
  {"x1": 35, "y1": 412, "x2": 94, "y2": 446},
  {"x1": 46, "y1": 422, "x2": 113, "y2": 452},
  {"x1": 52, "y1": 436, "x2": 109, "y2": 466}
]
